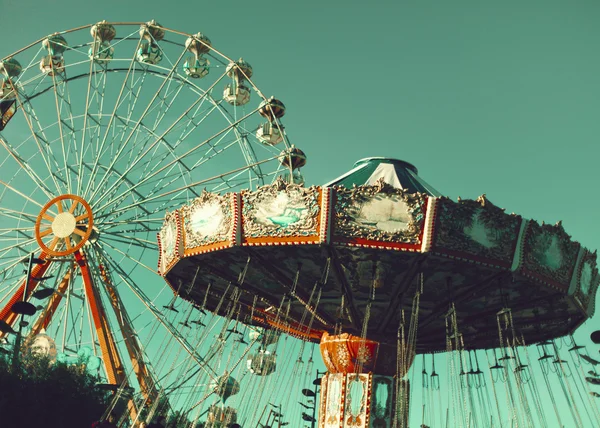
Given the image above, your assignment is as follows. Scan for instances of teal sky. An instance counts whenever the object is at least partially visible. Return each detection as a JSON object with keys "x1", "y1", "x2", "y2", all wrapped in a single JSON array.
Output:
[
  {"x1": 2, "y1": 1, "x2": 600, "y2": 426},
  {"x1": 2, "y1": 0, "x2": 599, "y2": 244}
]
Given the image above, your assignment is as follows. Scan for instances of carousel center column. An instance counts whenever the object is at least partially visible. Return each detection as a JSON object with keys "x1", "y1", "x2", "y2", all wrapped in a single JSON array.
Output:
[{"x1": 318, "y1": 332, "x2": 412, "y2": 428}]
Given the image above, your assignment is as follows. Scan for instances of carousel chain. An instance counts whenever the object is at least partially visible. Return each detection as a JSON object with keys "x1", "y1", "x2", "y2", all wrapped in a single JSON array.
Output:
[
  {"x1": 496, "y1": 308, "x2": 525, "y2": 427},
  {"x1": 568, "y1": 346, "x2": 600, "y2": 426},
  {"x1": 551, "y1": 340, "x2": 585, "y2": 426},
  {"x1": 356, "y1": 275, "x2": 376, "y2": 373},
  {"x1": 485, "y1": 349, "x2": 505, "y2": 426}
]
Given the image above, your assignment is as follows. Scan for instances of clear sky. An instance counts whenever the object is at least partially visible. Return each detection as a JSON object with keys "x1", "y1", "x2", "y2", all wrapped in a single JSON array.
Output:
[
  {"x1": 2, "y1": 0, "x2": 600, "y2": 426},
  {"x1": 2, "y1": 1, "x2": 599, "y2": 240}
]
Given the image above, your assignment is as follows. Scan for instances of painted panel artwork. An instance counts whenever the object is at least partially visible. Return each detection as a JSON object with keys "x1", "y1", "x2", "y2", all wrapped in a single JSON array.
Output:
[
  {"x1": 344, "y1": 374, "x2": 369, "y2": 428},
  {"x1": 325, "y1": 373, "x2": 345, "y2": 428},
  {"x1": 432, "y1": 195, "x2": 521, "y2": 264},
  {"x1": 182, "y1": 191, "x2": 232, "y2": 248},
  {"x1": 334, "y1": 179, "x2": 425, "y2": 243},
  {"x1": 576, "y1": 251, "x2": 600, "y2": 310},
  {"x1": 522, "y1": 221, "x2": 580, "y2": 286},
  {"x1": 242, "y1": 180, "x2": 320, "y2": 238},
  {"x1": 159, "y1": 211, "x2": 179, "y2": 273}
]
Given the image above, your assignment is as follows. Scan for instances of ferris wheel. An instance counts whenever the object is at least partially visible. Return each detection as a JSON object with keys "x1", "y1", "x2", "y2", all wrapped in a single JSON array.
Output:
[{"x1": 0, "y1": 20, "x2": 303, "y2": 424}]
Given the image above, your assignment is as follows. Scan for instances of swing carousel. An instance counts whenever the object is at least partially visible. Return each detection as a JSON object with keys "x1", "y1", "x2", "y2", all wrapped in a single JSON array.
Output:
[{"x1": 160, "y1": 156, "x2": 600, "y2": 427}]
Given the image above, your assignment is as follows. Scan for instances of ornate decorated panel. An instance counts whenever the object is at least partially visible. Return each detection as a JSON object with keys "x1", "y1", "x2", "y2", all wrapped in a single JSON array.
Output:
[
  {"x1": 343, "y1": 374, "x2": 371, "y2": 428},
  {"x1": 573, "y1": 250, "x2": 600, "y2": 315},
  {"x1": 369, "y1": 376, "x2": 395, "y2": 428},
  {"x1": 430, "y1": 195, "x2": 522, "y2": 268},
  {"x1": 520, "y1": 221, "x2": 580, "y2": 290},
  {"x1": 241, "y1": 179, "x2": 322, "y2": 244},
  {"x1": 181, "y1": 191, "x2": 238, "y2": 255},
  {"x1": 161, "y1": 183, "x2": 599, "y2": 353},
  {"x1": 157, "y1": 210, "x2": 182, "y2": 275},
  {"x1": 320, "y1": 332, "x2": 400, "y2": 377},
  {"x1": 332, "y1": 179, "x2": 426, "y2": 250},
  {"x1": 322, "y1": 373, "x2": 347, "y2": 428}
]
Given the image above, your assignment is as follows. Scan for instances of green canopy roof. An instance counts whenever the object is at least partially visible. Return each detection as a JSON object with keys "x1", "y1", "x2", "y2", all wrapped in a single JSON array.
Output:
[{"x1": 324, "y1": 157, "x2": 441, "y2": 196}]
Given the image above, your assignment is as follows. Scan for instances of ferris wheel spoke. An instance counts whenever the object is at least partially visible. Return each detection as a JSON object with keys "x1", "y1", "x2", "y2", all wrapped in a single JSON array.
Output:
[
  {"x1": 75, "y1": 32, "x2": 106, "y2": 197},
  {"x1": 39, "y1": 228, "x2": 53, "y2": 238},
  {"x1": 0, "y1": 207, "x2": 38, "y2": 223},
  {"x1": 96, "y1": 244, "x2": 218, "y2": 381},
  {"x1": 0, "y1": 136, "x2": 56, "y2": 199},
  {"x1": 0, "y1": 179, "x2": 47, "y2": 210},
  {"x1": 102, "y1": 224, "x2": 160, "y2": 235},
  {"x1": 95, "y1": 154, "x2": 277, "y2": 222},
  {"x1": 85, "y1": 44, "x2": 188, "y2": 204},
  {"x1": 99, "y1": 241, "x2": 156, "y2": 274},
  {"x1": 69, "y1": 200, "x2": 79, "y2": 213},
  {"x1": 13, "y1": 95, "x2": 66, "y2": 196},
  {"x1": 0, "y1": 226, "x2": 35, "y2": 233},
  {"x1": 94, "y1": 104, "x2": 260, "y2": 216},
  {"x1": 101, "y1": 234, "x2": 156, "y2": 251},
  {"x1": 90, "y1": 68, "x2": 230, "y2": 207},
  {"x1": 84, "y1": 66, "x2": 111, "y2": 166},
  {"x1": 81, "y1": 36, "x2": 145, "y2": 201},
  {"x1": 47, "y1": 237, "x2": 59, "y2": 250},
  {"x1": 49, "y1": 70, "x2": 75, "y2": 194},
  {"x1": 74, "y1": 212, "x2": 89, "y2": 222},
  {"x1": 188, "y1": 133, "x2": 240, "y2": 169},
  {"x1": 72, "y1": 228, "x2": 86, "y2": 238},
  {"x1": 150, "y1": 80, "x2": 186, "y2": 131},
  {"x1": 101, "y1": 217, "x2": 163, "y2": 227}
]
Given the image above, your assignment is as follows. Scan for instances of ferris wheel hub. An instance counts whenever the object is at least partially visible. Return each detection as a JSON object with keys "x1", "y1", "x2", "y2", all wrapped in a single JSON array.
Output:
[
  {"x1": 35, "y1": 194, "x2": 94, "y2": 257},
  {"x1": 52, "y1": 212, "x2": 77, "y2": 238}
]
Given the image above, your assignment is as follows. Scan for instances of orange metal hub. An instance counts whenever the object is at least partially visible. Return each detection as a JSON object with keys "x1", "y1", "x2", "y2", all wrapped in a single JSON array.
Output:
[{"x1": 34, "y1": 194, "x2": 94, "y2": 256}]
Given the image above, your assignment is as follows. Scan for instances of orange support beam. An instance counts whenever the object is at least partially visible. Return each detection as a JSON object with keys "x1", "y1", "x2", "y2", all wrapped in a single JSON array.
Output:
[
  {"x1": 99, "y1": 263, "x2": 159, "y2": 405},
  {"x1": 0, "y1": 252, "x2": 50, "y2": 338},
  {"x1": 75, "y1": 251, "x2": 126, "y2": 385},
  {"x1": 29, "y1": 268, "x2": 73, "y2": 336},
  {"x1": 75, "y1": 251, "x2": 140, "y2": 425}
]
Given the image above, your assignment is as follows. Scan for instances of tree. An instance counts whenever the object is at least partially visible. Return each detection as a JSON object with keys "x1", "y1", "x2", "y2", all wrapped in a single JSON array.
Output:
[{"x1": 0, "y1": 352, "x2": 111, "y2": 427}]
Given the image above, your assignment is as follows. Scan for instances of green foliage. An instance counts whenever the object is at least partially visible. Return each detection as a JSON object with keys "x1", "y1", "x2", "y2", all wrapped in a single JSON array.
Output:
[{"x1": 0, "y1": 352, "x2": 111, "y2": 428}]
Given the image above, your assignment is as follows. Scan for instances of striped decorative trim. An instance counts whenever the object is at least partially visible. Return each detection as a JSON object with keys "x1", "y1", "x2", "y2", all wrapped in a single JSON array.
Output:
[
  {"x1": 510, "y1": 219, "x2": 529, "y2": 272},
  {"x1": 319, "y1": 373, "x2": 328, "y2": 428},
  {"x1": 175, "y1": 211, "x2": 183, "y2": 259},
  {"x1": 183, "y1": 244, "x2": 232, "y2": 257},
  {"x1": 420, "y1": 196, "x2": 438, "y2": 253},
  {"x1": 157, "y1": 211, "x2": 183, "y2": 275},
  {"x1": 338, "y1": 242, "x2": 420, "y2": 252},
  {"x1": 320, "y1": 187, "x2": 333, "y2": 244},
  {"x1": 364, "y1": 373, "x2": 372, "y2": 427},
  {"x1": 156, "y1": 232, "x2": 163, "y2": 276},
  {"x1": 242, "y1": 240, "x2": 321, "y2": 247},
  {"x1": 230, "y1": 192, "x2": 241, "y2": 246}
]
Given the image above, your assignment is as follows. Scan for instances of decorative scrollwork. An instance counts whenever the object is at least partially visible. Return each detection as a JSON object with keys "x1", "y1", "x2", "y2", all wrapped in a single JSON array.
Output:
[
  {"x1": 242, "y1": 178, "x2": 320, "y2": 238},
  {"x1": 334, "y1": 178, "x2": 426, "y2": 243},
  {"x1": 523, "y1": 221, "x2": 580, "y2": 285},
  {"x1": 577, "y1": 250, "x2": 600, "y2": 308},
  {"x1": 434, "y1": 195, "x2": 521, "y2": 262},
  {"x1": 159, "y1": 210, "x2": 179, "y2": 271},
  {"x1": 181, "y1": 190, "x2": 232, "y2": 248}
]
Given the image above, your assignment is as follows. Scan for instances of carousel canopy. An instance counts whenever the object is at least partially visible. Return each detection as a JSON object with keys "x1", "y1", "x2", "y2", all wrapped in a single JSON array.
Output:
[
  {"x1": 158, "y1": 159, "x2": 599, "y2": 353},
  {"x1": 324, "y1": 157, "x2": 442, "y2": 196}
]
